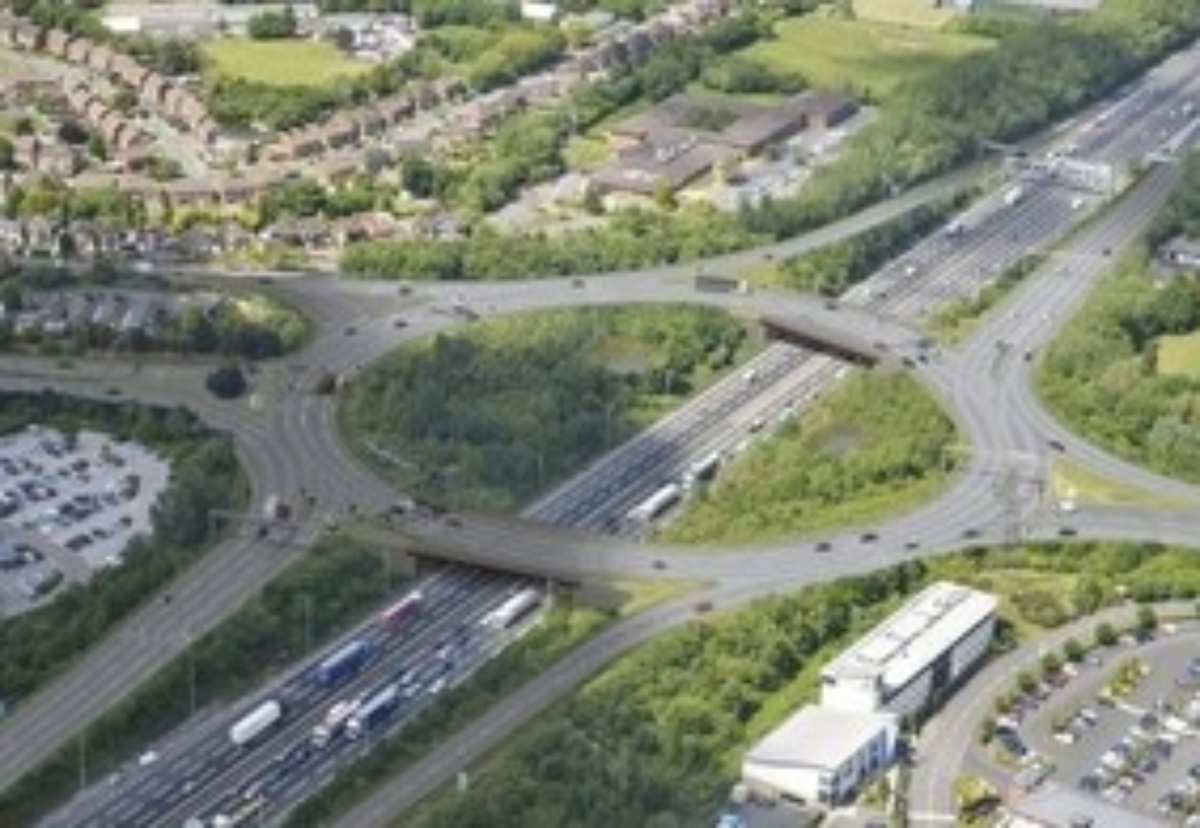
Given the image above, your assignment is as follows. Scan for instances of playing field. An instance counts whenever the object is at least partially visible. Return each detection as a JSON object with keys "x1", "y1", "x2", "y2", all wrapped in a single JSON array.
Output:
[
  {"x1": 742, "y1": 16, "x2": 993, "y2": 103},
  {"x1": 853, "y1": 0, "x2": 961, "y2": 29},
  {"x1": 1157, "y1": 330, "x2": 1200, "y2": 377},
  {"x1": 202, "y1": 38, "x2": 372, "y2": 87}
]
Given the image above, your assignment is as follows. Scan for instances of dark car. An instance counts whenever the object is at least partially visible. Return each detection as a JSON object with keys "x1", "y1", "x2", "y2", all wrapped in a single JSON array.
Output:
[{"x1": 814, "y1": 541, "x2": 833, "y2": 553}]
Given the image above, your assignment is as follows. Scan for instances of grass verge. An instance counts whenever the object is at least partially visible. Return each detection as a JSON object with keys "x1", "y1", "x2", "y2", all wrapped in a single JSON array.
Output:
[{"x1": 1048, "y1": 459, "x2": 1193, "y2": 509}]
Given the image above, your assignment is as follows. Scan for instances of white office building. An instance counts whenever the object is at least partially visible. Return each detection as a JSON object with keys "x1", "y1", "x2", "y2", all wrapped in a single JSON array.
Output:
[
  {"x1": 820, "y1": 581, "x2": 997, "y2": 720},
  {"x1": 742, "y1": 705, "x2": 899, "y2": 806}
]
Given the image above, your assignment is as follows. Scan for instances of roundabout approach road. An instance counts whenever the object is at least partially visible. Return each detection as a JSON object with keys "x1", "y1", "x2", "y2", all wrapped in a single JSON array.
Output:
[{"x1": 5, "y1": 63, "x2": 1200, "y2": 823}]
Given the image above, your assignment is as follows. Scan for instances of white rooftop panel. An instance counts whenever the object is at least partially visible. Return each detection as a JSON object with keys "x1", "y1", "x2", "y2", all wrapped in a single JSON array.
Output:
[
  {"x1": 821, "y1": 582, "x2": 996, "y2": 695},
  {"x1": 745, "y1": 706, "x2": 897, "y2": 771}
]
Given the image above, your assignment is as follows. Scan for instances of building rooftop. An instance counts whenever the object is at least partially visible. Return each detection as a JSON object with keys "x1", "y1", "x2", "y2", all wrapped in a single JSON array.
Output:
[
  {"x1": 745, "y1": 705, "x2": 897, "y2": 771},
  {"x1": 822, "y1": 582, "x2": 997, "y2": 693}
]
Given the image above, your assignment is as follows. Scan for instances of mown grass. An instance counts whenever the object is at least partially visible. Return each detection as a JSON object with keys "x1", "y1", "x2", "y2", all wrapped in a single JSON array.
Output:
[
  {"x1": 1156, "y1": 330, "x2": 1200, "y2": 377},
  {"x1": 202, "y1": 38, "x2": 371, "y2": 87},
  {"x1": 741, "y1": 16, "x2": 993, "y2": 104},
  {"x1": 853, "y1": 0, "x2": 962, "y2": 29}
]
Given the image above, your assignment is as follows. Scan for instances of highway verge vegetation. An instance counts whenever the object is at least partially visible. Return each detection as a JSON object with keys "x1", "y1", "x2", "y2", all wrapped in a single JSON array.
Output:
[
  {"x1": 659, "y1": 370, "x2": 956, "y2": 545},
  {"x1": 389, "y1": 541, "x2": 1200, "y2": 827},
  {"x1": 766, "y1": 197, "x2": 964, "y2": 293},
  {"x1": 0, "y1": 536, "x2": 413, "y2": 825},
  {"x1": 341, "y1": 305, "x2": 750, "y2": 512},
  {"x1": 926, "y1": 252, "x2": 1045, "y2": 343},
  {"x1": 0, "y1": 391, "x2": 244, "y2": 706},
  {"x1": 1039, "y1": 155, "x2": 1200, "y2": 483},
  {"x1": 340, "y1": 0, "x2": 1200, "y2": 281}
]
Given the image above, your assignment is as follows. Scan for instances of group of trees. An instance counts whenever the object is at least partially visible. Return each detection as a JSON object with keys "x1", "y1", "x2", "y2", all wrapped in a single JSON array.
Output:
[
  {"x1": 343, "y1": 204, "x2": 759, "y2": 280},
  {"x1": 342, "y1": 306, "x2": 747, "y2": 512},
  {"x1": 661, "y1": 370, "x2": 956, "y2": 545},
  {"x1": 247, "y1": 5, "x2": 299, "y2": 40},
  {"x1": 117, "y1": 34, "x2": 203, "y2": 76}
]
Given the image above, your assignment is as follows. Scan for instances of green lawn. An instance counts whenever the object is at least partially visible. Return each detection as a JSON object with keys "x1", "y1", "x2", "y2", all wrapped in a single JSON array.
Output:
[
  {"x1": 563, "y1": 134, "x2": 613, "y2": 171},
  {"x1": 742, "y1": 16, "x2": 993, "y2": 104},
  {"x1": 1157, "y1": 330, "x2": 1200, "y2": 377},
  {"x1": 853, "y1": 0, "x2": 961, "y2": 29},
  {"x1": 202, "y1": 38, "x2": 371, "y2": 87}
]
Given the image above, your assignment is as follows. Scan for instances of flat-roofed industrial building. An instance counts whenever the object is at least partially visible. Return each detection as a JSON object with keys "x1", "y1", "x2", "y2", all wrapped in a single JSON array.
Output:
[
  {"x1": 742, "y1": 705, "x2": 899, "y2": 807},
  {"x1": 820, "y1": 581, "x2": 997, "y2": 720}
]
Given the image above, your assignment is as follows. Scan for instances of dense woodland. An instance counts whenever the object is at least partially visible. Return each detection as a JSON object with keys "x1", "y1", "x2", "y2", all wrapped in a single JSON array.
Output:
[
  {"x1": 342, "y1": 306, "x2": 748, "y2": 511},
  {"x1": 661, "y1": 370, "x2": 956, "y2": 544},
  {"x1": 0, "y1": 392, "x2": 244, "y2": 704},
  {"x1": 1037, "y1": 153, "x2": 1200, "y2": 483},
  {"x1": 1040, "y1": 269, "x2": 1200, "y2": 483}
]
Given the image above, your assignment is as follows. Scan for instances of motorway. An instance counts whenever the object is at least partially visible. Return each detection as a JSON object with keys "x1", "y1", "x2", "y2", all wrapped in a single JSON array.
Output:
[
  {"x1": 48, "y1": 568, "x2": 541, "y2": 828},
  {"x1": 5, "y1": 38, "x2": 1200, "y2": 827}
]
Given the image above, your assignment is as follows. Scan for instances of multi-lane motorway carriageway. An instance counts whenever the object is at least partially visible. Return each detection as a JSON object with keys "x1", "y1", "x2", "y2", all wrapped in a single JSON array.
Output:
[{"x1": 8, "y1": 38, "x2": 1200, "y2": 827}]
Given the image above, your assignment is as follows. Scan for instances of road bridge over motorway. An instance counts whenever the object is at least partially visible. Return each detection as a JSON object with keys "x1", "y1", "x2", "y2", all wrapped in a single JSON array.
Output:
[{"x1": 760, "y1": 313, "x2": 889, "y2": 367}]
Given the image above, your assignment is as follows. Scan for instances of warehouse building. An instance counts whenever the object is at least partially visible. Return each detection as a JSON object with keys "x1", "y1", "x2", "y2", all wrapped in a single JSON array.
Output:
[
  {"x1": 742, "y1": 705, "x2": 898, "y2": 807},
  {"x1": 821, "y1": 581, "x2": 997, "y2": 720}
]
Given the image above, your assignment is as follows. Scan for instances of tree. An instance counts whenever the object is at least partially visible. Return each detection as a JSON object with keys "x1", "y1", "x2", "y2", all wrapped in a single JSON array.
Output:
[
  {"x1": 0, "y1": 136, "x2": 13, "y2": 171},
  {"x1": 1094, "y1": 621, "x2": 1118, "y2": 648},
  {"x1": 205, "y1": 365, "x2": 247, "y2": 399},
  {"x1": 1136, "y1": 604, "x2": 1158, "y2": 634},
  {"x1": 1063, "y1": 637, "x2": 1085, "y2": 663}
]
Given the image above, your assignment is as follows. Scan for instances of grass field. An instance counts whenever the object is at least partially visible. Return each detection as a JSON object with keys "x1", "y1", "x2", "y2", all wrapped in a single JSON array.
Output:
[
  {"x1": 1156, "y1": 330, "x2": 1200, "y2": 377},
  {"x1": 853, "y1": 0, "x2": 961, "y2": 29},
  {"x1": 202, "y1": 38, "x2": 371, "y2": 87},
  {"x1": 742, "y1": 16, "x2": 992, "y2": 103}
]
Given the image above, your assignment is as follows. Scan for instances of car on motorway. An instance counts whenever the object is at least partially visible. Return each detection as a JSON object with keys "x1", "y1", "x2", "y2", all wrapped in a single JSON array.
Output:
[
  {"x1": 814, "y1": 541, "x2": 832, "y2": 553},
  {"x1": 860, "y1": 532, "x2": 879, "y2": 543},
  {"x1": 1058, "y1": 527, "x2": 1078, "y2": 537},
  {"x1": 962, "y1": 528, "x2": 981, "y2": 540}
]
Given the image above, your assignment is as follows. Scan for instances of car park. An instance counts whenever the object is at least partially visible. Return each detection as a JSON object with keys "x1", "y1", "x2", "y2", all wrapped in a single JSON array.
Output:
[{"x1": 0, "y1": 426, "x2": 170, "y2": 618}]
